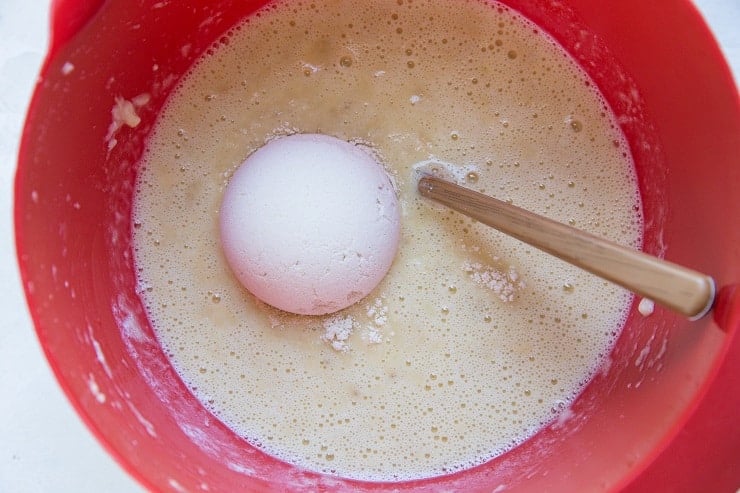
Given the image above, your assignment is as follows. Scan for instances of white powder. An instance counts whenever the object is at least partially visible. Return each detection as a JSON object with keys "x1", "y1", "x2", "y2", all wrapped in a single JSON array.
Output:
[
  {"x1": 464, "y1": 261, "x2": 525, "y2": 302},
  {"x1": 105, "y1": 93, "x2": 151, "y2": 151},
  {"x1": 638, "y1": 298, "x2": 655, "y2": 316},
  {"x1": 320, "y1": 298, "x2": 390, "y2": 351},
  {"x1": 320, "y1": 315, "x2": 356, "y2": 352},
  {"x1": 366, "y1": 297, "x2": 388, "y2": 326},
  {"x1": 362, "y1": 326, "x2": 384, "y2": 345},
  {"x1": 61, "y1": 61, "x2": 75, "y2": 75}
]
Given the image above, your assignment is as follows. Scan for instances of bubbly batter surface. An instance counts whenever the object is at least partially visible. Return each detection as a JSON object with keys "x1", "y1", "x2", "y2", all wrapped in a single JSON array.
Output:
[{"x1": 133, "y1": 0, "x2": 642, "y2": 481}]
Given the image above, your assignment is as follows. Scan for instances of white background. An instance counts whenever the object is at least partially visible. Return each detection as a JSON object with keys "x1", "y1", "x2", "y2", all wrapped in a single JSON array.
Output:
[{"x1": 1, "y1": 1, "x2": 737, "y2": 491}]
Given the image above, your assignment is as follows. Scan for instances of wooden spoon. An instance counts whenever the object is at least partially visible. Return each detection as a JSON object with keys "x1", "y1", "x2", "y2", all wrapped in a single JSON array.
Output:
[{"x1": 417, "y1": 174, "x2": 715, "y2": 319}]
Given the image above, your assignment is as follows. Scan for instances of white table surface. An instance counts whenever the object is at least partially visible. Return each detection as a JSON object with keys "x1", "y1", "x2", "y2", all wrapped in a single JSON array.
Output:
[{"x1": 1, "y1": 1, "x2": 737, "y2": 492}]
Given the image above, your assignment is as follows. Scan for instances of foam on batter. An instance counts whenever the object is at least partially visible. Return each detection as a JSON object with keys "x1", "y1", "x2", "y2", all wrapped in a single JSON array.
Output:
[{"x1": 132, "y1": 0, "x2": 642, "y2": 482}]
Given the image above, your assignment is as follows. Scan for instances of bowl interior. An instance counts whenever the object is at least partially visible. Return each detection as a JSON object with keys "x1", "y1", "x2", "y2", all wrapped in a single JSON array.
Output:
[{"x1": 15, "y1": 0, "x2": 740, "y2": 491}]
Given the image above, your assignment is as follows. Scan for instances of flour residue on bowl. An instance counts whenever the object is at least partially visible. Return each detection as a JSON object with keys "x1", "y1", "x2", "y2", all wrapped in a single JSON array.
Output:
[
  {"x1": 132, "y1": 0, "x2": 642, "y2": 482},
  {"x1": 106, "y1": 93, "x2": 150, "y2": 151}
]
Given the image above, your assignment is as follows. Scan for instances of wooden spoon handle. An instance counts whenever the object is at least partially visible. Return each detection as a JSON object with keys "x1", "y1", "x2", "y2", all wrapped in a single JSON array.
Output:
[{"x1": 418, "y1": 175, "x2": 715, "y2": 319}]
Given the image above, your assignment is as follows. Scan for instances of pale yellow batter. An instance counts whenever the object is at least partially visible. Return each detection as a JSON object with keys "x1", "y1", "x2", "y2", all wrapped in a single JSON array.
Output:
[{"x1": 133, "y1": 0, "x2": 642, "y2": 481}]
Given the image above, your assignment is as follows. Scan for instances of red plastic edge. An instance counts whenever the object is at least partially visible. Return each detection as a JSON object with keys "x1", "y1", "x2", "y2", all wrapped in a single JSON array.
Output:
[
  {"x1": 48, "y1": 0, "x2": 105, "y2": 58},
  {"x1": 713, "y1": 284, "x2": 740, "y2": 334},
  {"x1": 17, "y1": 1, "x2": 161, "y2": 490}
]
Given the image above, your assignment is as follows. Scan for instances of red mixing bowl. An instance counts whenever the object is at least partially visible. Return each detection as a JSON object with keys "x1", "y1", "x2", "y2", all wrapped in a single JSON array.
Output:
[{"x1": 15, "y1": 0, "x2": 740, "y2": 491}]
